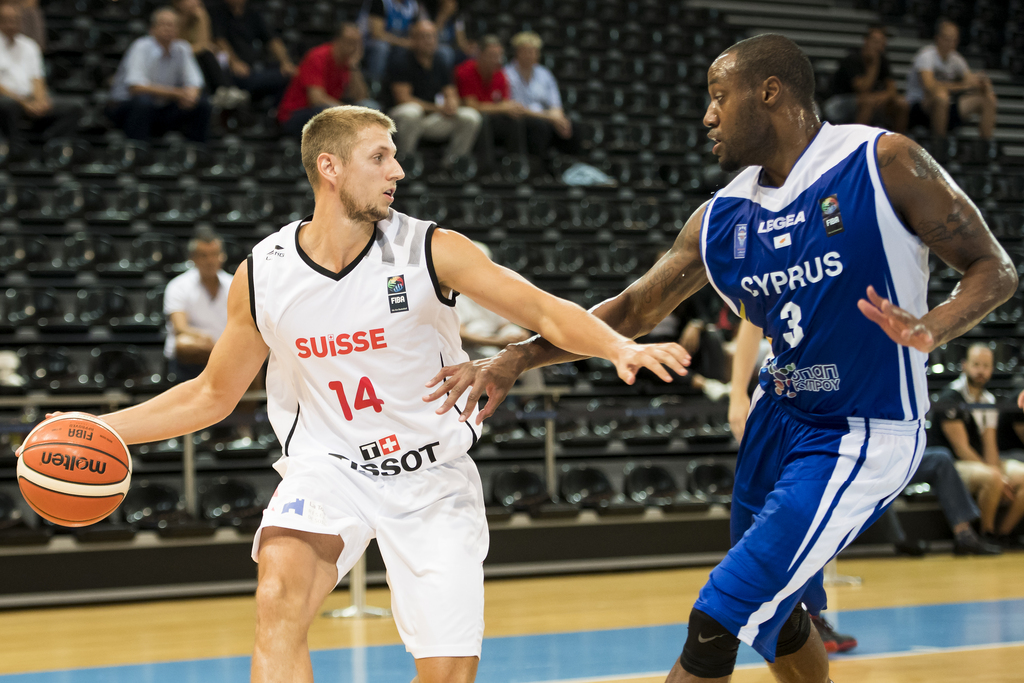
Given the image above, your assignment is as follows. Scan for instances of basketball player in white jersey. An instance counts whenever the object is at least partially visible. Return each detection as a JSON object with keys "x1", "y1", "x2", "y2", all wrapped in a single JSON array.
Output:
[{"x1": 60, "y1": 106, "x2": 689, "y2": 683}]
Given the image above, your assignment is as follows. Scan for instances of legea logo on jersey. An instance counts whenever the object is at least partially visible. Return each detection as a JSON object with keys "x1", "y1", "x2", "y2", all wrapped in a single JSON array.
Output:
[
  {"x1": 758, "y1": 211, "x2": 805, "y2": 233},
  {"x1": 388, "y1": 275, "x2": 409, "y2": 313},
  {"x1": 819, "y1": 194, "x2": 845, "y2": 236}
]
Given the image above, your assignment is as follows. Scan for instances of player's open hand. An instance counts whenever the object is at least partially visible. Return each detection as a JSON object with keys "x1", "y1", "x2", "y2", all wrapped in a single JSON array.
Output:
[
  {"x1": 857, "y1": 285, "x2": 935, "y2": 353},
  {"x1": 423, "y1": 352, "x2": 522, "y2": 425},
  {"x1": 612, "y1": 342, "x2": 690, "y2": 385}
]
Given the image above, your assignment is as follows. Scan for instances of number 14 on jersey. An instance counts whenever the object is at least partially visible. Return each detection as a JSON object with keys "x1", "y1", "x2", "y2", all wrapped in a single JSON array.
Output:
[{"x1": 328, "y1": 377, "x2": 384, "y2": 420}]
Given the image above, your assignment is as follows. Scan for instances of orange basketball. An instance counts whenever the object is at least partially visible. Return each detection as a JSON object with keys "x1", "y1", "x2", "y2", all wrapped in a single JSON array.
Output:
[{"x1": 17, "y1": 412, "x2": 132, "y2": 527}]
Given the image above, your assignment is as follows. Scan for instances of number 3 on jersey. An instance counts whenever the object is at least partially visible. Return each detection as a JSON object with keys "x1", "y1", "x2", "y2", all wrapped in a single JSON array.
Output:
[
  {"x1": 328, "y1": 377, "x2": 384, "y2": 420},
  {"x1": 781, "y1": 302, "x2": 804, "y2": 348}
]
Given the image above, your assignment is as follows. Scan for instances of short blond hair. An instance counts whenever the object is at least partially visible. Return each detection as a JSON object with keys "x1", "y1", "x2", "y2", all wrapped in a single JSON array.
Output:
[
  {"x1": 511, "y1": 31, "x2": 542, "y2": 50},
  {"x1": 300, "y1": 105, "x2": 397, "y2": 189}
]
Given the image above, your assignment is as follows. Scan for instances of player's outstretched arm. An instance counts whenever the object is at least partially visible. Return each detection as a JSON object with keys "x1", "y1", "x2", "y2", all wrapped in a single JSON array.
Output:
[
  {"x1": 98, "y1": 260, "x2": 270, "y2": 444},
  {"x1": 431, "y1": 229, "x2": 690, "y2": 379},
  {"x1": 861, "y1": 134, "x2": 1018, "y2": 352},
  {"x1": 424, "y1": 205, "x2": 710, "y2": 422}
]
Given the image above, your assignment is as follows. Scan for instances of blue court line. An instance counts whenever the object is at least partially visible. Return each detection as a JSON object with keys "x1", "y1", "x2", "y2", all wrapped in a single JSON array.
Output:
[{"x1": 3, "y1": 598, "x2": 1023, "y2": 682}]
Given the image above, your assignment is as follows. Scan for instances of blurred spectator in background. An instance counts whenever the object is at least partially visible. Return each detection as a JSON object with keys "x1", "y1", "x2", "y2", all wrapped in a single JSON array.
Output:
[
  {"x1": 824, "y1": 25, "x2": 907, "y2": 133},
  {"x1": 278, "y1": 23, "x2": 375, "y2": 138},
  {"x1": 455, "y1": 35, "x2": 526, "y2": 165},
  {"x1": 930, "y1": 344, "x2": 1024, "y2": 546},
  {"x1": 163, "y1": 228, "x2": 231, "y2": 381},
  {"x1": 0, "y1": 2, "x2": 80, "y2": 155},
  {"x1": 172, "y1": 0, "x2": 248, "y2": 110},
  {"x1": 504, "y1": 31, "x2": 580, "y2": 161},
  {"x1": 881, "y1": 446, "x2": 1002, "y2": 555},
  {"x1": 387, "y1": 20, "x2": 480, "y2": 163},
  {"x1": 362, "y1": 0, "x2": 421, "y2": 82},
  {"x1": 107, "y1": 8, "x2": 210, "y2": 143},
  {"x1": 419, "y1": 0, "x2": 463, "y2": 70},
  {"x1": 906, "y1": 18, "x2": 997, "y2": 143},
  {"x1": 15, "y1": 0, "x2": 42, "y2": 51},
  {"x1": 208, "y1": 0, "x2": 295, "y2": 109}
]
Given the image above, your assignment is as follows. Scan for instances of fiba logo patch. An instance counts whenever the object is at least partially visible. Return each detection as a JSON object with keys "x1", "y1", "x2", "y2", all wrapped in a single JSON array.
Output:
[
  {"x1": 388, "y1": 275, "x2": 409, "y2": 313},
  {"x1": 819, "y1": 195, "x2": 844, "y2": 236},
  {"x1": 733, "y1": 224, "x2": 747, "y2": 259}
]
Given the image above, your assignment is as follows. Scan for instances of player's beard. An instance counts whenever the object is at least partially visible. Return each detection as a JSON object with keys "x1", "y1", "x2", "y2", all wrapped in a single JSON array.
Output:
[
  {"x1": 719, "y1": 95, "x2": 777, "y2": 173},
  {"x1": 339, "y1": 185, "x2": 389, "y2": 224}
]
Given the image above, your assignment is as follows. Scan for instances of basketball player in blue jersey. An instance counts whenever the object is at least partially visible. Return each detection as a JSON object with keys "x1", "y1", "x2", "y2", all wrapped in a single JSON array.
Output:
[
  {"x1": 427, "y1": 34, "x2": 1017, "y2": 682},
  {"x1": 27, "y1": 106, "x2": 688, "y2": 683}
]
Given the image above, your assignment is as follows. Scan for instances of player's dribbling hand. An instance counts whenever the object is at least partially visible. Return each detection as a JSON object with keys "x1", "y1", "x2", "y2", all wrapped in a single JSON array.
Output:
[
  {"x1": 611, "y1": 342, "x2": 690, "y2": 386},
  {"x1": 423, "y1": 353, "x2": 523, "y2": 424},
  {"x1": 857, "y1": 285, "x2": 936, "y2": 353}
]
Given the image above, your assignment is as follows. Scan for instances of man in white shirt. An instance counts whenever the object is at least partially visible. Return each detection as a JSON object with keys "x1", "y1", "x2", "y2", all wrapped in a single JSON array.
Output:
[
  {"x1": 0, "y1": 3, "x2": 81, "y2": 154},
  {"x1": 163, "y1": 228, "x2": 233, "y2": 381},
  {"x1": 106, "y1": 7, "x2": 211, "y2": 143},
  {"x1": 906, "y1": 18, "x2": 997, "y2": 143},
  {"x1": 503, "y1": 30, "x2": 580, "y2": 161}
]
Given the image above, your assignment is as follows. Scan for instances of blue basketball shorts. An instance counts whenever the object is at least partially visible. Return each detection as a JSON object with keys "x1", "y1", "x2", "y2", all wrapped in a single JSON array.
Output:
[{"x1": 694, "y1": 387, "x2": 925, "y2": 661}]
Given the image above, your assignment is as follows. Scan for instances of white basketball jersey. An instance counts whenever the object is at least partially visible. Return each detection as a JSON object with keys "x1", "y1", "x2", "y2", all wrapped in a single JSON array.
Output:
[{"x1": 249, "y1": 209, "x2": 479, "y2": 477}]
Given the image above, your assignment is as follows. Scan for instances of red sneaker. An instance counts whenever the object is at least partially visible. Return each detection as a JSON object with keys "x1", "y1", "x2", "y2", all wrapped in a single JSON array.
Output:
[{"x1": 811, "y1": 614, "x2": 858, "y2": 653}]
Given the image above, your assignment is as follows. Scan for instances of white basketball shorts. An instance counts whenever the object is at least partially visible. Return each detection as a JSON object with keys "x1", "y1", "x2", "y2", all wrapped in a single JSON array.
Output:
[{"x1": 252, "y1": 452, "x2": 489, "y2": 658}]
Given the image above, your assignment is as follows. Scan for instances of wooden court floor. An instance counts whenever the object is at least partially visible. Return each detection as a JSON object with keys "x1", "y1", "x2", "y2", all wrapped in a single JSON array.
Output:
[{"x1": 0, "y1": 555, "x2": 1022, "y2": 682}]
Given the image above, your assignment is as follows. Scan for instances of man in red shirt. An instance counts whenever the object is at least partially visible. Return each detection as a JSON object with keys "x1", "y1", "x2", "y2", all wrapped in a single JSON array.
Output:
[
  {"x1": 278, "y1": 23, "x2": 376, "y2": 137},
  {"x1": 454, "y1": 35, "x2": 526, "y2": 166}
]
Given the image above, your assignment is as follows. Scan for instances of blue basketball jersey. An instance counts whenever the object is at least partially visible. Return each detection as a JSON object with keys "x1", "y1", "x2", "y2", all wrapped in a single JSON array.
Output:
[{"x1": 702, "y1": 123, "x2": 930, "y2": 421}]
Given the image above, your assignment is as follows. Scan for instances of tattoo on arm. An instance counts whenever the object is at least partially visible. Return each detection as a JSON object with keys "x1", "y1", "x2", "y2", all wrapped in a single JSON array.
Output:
[{"x1": 914, "y1": 198, "x2": 979, "y2": 244}]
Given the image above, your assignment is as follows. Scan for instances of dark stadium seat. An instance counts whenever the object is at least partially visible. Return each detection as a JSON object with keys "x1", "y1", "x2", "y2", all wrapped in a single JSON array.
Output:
[
  {"x1": 123, "y1": 481, "x2": 216, "y2": 538},
  {"x1": 64, "y1": 232, "x2": 118, "y2": 270},
  {"x1": 491, "y1": 466, "x2": 579, "y2": 520},
  {"x1": 0, "y1": 490, "x2": 52, "y2": 546},
  {"x1": 120, "y1": 184, "x2": 168, "y2": 218},
  {"x1": 137, "y1": 139, "x2": 211, "y2": 178},
  {"x1": 132, "y1": 437, "x2": 185, "y2": 463},
  {"x1": 17, "y1": 346, "x2": 99, "y2": 392},
  {"x1": 201, "y1": 141, "x2": 257, "y2": 180},
  {"x1": 90, "y1": 344, "x2": 158, "y2": 391},
  {"x1": 133, "y1": 233, "x2": 186, "y2": 274},
  {"x1": 200, "y1": 478, "x2": 264, "y2": 530},
  {"x1": 687, "y1": 460, "x2": 734, "y2": 504},
  {"x1": 560, "y1": 465, "x2": 643, "y2": 515},
  {"x1": 623, "y1": 463, "x2": 679, "y2": 506},
  {"x1": 42, "y1": 137, "x2": 93, "y2": 171}
]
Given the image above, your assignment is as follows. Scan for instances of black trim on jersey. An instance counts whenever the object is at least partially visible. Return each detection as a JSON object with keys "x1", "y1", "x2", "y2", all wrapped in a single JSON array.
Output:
[
  {"x1": 424, "y1": 224, "x2": 458, "y2": 307},
  {"x1": 294, "y1": 218, "x2": 377, "y2": 281},
  {"x1": 246, "y1": 253, "x2": 259, "y2": 332},
  {"x1": 455, "y1": 401, "x2": 479, "y2": 448},
  {"x1": 284, "y1": 405, "x2": 300, "y2": 457},
  {"x1": 439, "y1": 353, "x2": 477, "y2": 446}
]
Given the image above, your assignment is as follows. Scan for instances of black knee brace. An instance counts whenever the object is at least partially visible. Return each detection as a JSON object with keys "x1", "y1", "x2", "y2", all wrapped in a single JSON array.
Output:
[
  {"x1": 680, "y1": 608, "x2": 740, "y2": 679},
  {"x1": 775, "y1": 605, "x2": 812, "y2": 658}
]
